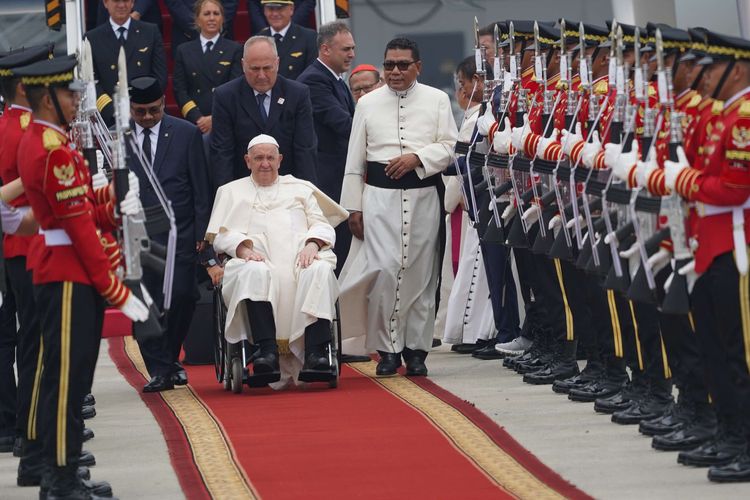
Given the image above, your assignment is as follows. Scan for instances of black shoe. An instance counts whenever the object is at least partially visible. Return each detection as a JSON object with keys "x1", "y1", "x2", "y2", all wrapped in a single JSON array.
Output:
[
  {"x1": 678, "y1": 432, "x2": 745, "y2": 467},
  {"x1": 81, "y1": 405, "x2": 96, "y2": 420},
  {"x1": 79, "y1": 450, "x2": 96, "y2": 467},
  {"x1": 253, "y1": 351, "x2": 280, "y2": 374},
  {"x1": 432, "y1": 338, "x2": 442, "y2": 348},
  {"x1": 340, "y1": 354, "x2": 371, "y2": 363},
  {"x1": 515, "y1": 354, "x2": 552, "y2": 374},
  {"x1": 708, "y1": 452, "x2": 750, "y2": 482},
  {"x1": 83, "y1": 394, "x2": 96, "y2": 406},
  {"x1": 171, "y1": 369, "x2": 188, "y2": 386},
  {"x1": 552, "y1": 362, "x2": 603, "y2": 394},
  {"x1": 523, "y1": 361, "x2": 579, "y2": 385},
  {"x1": 42, "y1": 478, "x2": 114, "y2": 499},
  {"x1": 593, "y1": 378, "x2": 646, "y2": 414},
  {"x1": 451, "y1": 343, "x2": 478, "y2": 354},
  {"x1": 639, "y1": 401, "x2": 691, "y2": 436},
  {"x1": 18, "y1": 462, "x2": 90, "y2": 487},
  {"x1": 376, "y1": 351, "x2": 402, "y2": 376},
  {"x1": 302, "y1": 352, "x2": 331, "y2": 372},
  {"x1": 82, "y1": 427, "x2": 95, "y2": 443},
  {"x1": 143, "y1": 375, "x2": 174, "y2": 393},
  {"x1": 403, "y1": 349, "x2": 428, "y2": 377},
  {"x1": 652, "y1": 422, "x2": 716, "y2": 451},
  {"x1": 13, "y1": 436, "x2": 23, "y2": 457},
  {"x1": 0, "y1": 434, "x2": 13, "y2": 452},
  {"x1": 472, "y1": 343, "x2": 504, "y2": 360}
]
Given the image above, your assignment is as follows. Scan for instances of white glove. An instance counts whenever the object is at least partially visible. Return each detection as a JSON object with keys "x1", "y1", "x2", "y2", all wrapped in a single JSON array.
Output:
[
  {"x1": 536, "y1": 129, "x2": 560, "y2": 159},
  {"x1": 643, "y1": 154, "x2": 661, "y2": 187},
  {"x1": 119, "y1": 188, "x2": 141, "y2": 216},
  {"x1": 678, "y1": 259, "x2": 701, "y2": 294},
  {"x1": 566, "y1": 214, "x2": 583, "y2": 230},
  {"x1": 128, "y1": 172, "x2": 140, "y2": 196},
  {"x1": 647, "y1": 247, "x2": 672, "y2": 275},
  {"x1": 91, "y1": 172, "x2": 108, "y2": 190},
  {"x1": 501, "y1": 203, "x2": 516, "y2": 223},
  {"x1": 604, "y1": 141, "x2": 623, "y2": 170},
  {"x1": 522, "y1": 204, "x2": 541, "y2": 226},
  {"x1": 561, "y1": 123, "x2": 583, "y2": 156},
  {"x1": 510, "y1": 113, "x2": 530, "y2": 152},
  {"x1": 119, "y1": 293, "x2": 149, "y2": 322},
  {"x1": 95, "y1": 150, "x2": 105, "y2": 173},
  {"x1": 476, "y1": 105, "x2": 495, "y2": 136},
  {"x1": 611, "y1": 140, "x2": 640, "y2": 182},
  {"x1": 492, "y1": 118, "x2": 513, "y2": 154},
  {"x1": 140, "y1": 284, "x2": 154, "y2": 308},
  {"x1": 663, "y1": 146, "x2": 689, "y2": 191},
  {"x1": 548, "y1": 214, "x2": 562, "y2": 237},
  {"x1": 581, "y1": 131, "x2": 602, "y2": 168},
  {"x1": 619, "y1": 242, "x2": 641, "y2": 280}
]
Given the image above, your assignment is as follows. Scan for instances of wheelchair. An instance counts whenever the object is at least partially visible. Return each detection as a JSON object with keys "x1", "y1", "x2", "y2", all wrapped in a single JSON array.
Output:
[{"x1": 213, "y1": 285, "x2": 342, "y2": 393}]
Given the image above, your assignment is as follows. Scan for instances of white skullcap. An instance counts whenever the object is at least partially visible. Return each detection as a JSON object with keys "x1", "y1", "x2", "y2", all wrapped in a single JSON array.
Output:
[{"x1": 246, "y1": 134, "x2": 280, "y2": 151}]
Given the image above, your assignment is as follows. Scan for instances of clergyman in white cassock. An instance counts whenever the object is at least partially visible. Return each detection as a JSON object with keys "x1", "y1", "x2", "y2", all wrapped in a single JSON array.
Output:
[
  {"x1": 442, "y1": 102, "x2": 496, "y2": 346},
  {"x1": 206, "y1": 135, "x2": 349, "y2": 387},
  {"x1": 338, "y1": 38, "x2": 458, "y2": 377}
]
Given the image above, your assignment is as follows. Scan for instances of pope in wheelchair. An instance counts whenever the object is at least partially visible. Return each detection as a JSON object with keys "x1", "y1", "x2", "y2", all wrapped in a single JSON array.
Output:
[{"x1": 205, "y1": 134, "x2": 348, "y2": 387}]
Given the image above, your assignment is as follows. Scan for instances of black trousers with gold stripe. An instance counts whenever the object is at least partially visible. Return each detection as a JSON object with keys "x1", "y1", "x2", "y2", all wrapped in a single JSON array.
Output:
[
  {"x1": 6, "y1": 256, "x2": 43, "y2": 441},
  {"x1": 691, "y1": 252, "x2": 750, "y2": 424},
  {"x1": 0, "y1": 274, "x2": 16, "y2": 439},
  {"x1": 35, "y1": 282, "x2": 103, "y2": 468}
]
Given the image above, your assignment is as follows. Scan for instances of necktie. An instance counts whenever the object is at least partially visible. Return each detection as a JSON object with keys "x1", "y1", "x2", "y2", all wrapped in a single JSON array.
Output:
[
  {"x1": 205, "y1": 40, "x2": 213, "y2": 54},
  {"x1": 142, "y1": 128, "x2": 152, "y2": 162},
  {"x1": 338, "y1": 78, "x2": 354, "y2": 111},
  {"x1": 117, "y1": 26, "x2": 126, "y2": 45},
  {"x1": 256, "y1": 93, "x2": 268, "y2": 124},
  {"x1": 273, "y1": 33, "x2": 283, "y2": 49}
]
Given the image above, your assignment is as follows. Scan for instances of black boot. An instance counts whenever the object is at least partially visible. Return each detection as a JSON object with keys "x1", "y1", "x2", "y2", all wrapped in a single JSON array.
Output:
[
  {"x1": 376, "y1": 351, "x2": 402, "y2": 376},
  {"x1": 552, "y1": 359, "x2": 603, "y2": 394},
  {"x1": 611, "y1": 378, "x2": 673, "y2": 425},
  {"x1": 46, "y1": 464, "x2": 112, "y2": 500},
  {"x1": 514, "y1": 334, "x2": 554, "y2": 374},
  {"x1": 403, "y1": 348, "x2": 428, "y2": 376},
  {"x1": 523, "y1": 340, "x2": 579, "y2": 385},
  {"x1": 40, "y1": 466, "x2": 113, "y2": 499},
  {"x1": 677, "y1": 416, "x2": 745, "y2": 467},
  {"x1": 593, "y1": 373, "x2": 647, "y2": 414},
  {"x1": 652, "y1": 402, "x2": 717, "y2": 451},
  {"x1": 300, "y1": 320, "x2": 332, "y2": 375},
  {"x1": 639, "y1": 396, "x2": 694, "y2": 436},
  {"x1": 708, "y1": 452, "x2": 750, "y2": 482}
]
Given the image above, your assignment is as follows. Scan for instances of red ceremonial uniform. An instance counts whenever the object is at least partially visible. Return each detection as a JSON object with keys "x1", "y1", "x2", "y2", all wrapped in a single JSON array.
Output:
[
  {"x1": 0, "y1": 105, "x2": 33, "y2": 258},
  {"x1": 18, "y1": 120, "x2": 129, "y2": 306},
  {"x1": 673, "y1": 89, "x2": 750, "y2": 273}
]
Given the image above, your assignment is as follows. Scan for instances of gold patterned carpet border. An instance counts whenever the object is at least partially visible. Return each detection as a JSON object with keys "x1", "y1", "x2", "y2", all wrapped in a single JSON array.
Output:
[
  {"x1": 123, "y1": 337, "x2": 258, "y2": 500},
  {"x1": 349, "y1": 361, "x2": 568, "y2": 500}
]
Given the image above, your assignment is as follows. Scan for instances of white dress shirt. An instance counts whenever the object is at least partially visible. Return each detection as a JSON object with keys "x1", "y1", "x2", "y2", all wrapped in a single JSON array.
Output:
[
  {"x1": 134, "y1": 120, "x2": 161, "y2": 163},
  {"x1": 109, "y1": 17, "x2": 132, "y2": 40},
  {"x1": 200, "y1": 33, "x2": 220, "y2": 53}
]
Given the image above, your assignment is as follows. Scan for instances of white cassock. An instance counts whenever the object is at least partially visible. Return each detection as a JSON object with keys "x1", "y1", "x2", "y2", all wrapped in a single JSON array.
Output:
[
  {"x1": 339, "y1": 82, "x2": 458, "y2": 354},
  {"x1": 206, "y1": 175, "x2": 349, "y2": 383},
  {"x1": 442, "y1": 104, "x2": 496, "y2": 345}
]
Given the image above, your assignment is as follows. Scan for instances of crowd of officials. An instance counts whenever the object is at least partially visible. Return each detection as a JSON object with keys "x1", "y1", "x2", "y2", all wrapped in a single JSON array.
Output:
[{"x1": 1, "y1": 0, "x2": 750, "y2": 497}]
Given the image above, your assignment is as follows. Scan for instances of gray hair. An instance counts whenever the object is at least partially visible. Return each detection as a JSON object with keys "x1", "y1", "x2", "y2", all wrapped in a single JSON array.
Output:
[
  {"x1": 317, "y1": 21, "x2": 351, "y2": 49},
  {"x1": 243, "y1": 35, "x2": 278, "y2": 57}
]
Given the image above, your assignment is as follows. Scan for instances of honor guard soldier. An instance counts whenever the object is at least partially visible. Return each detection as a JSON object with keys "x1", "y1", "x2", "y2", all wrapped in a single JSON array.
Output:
[
  {"x1": 16, "y1": 54, "x2": 148, "y2": 499},
  {"x1": 85, "y1": 0, "x2": 167, "y2": 125},
  {"x1": 258, "y1": 0, "x2": 317, "y2": 80},
  {"x1": 664, "y1": 30, "x2": 750, "y2": 482}
]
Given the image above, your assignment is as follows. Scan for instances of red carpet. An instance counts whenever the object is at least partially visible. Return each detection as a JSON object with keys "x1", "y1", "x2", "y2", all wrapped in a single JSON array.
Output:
[{"x1": 110, "y1": 337, "x2": 591, "y2": 499}]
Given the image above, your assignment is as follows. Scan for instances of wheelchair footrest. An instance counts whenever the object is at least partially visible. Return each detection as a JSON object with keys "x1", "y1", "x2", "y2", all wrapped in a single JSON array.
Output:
[
  {"x1": 298, "y1": 368, "x2": 336, "y2": 383},
  {"x1": 246, "y1": 371, "x2": 281, "y2": 387}
]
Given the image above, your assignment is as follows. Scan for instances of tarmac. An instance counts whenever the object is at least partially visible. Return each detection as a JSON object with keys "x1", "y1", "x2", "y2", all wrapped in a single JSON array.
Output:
[{"x1": 0, "y1": 341, "x2": 748, "y2": 499}]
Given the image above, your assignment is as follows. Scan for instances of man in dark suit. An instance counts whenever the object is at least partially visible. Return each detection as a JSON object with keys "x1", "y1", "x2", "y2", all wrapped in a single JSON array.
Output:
[
  {"x1": 127, "y1": 77, "x2": 212, "y2": 392},
  {"x1": 249, "y1": 0, "x2": 316, "y2": 33},
  {"x1": 211, "y1": 35, "x2": 317, "y2": 188},
  {"x1": 86, "y1": 0, "x2": 167, "y2": 125},
  {"x1": 164, "y1": 0, "x2": 238, "y2": 55},
  {"x1": 297, "y1": 21, "x2": 354, "y2": 274},
  {"x1": 257, "y1": 0, "x2": 317, "y2": 80}
]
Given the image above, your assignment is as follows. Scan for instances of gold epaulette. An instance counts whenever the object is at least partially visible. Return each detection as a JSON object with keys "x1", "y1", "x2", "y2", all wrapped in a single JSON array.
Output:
[
  {"x1": 740, "y1": 100, "x2": 750, "y2": 117},
  {"x1": 593, "y1": 79, "x2": 608, "y2": 95},
  {"x1": 42, "y1": 127, "x2": 65, "y2": 151},
  {"x1": 20, "y1": 112, "x2": 31, "y2": 130},
  {"x1": 687, "y1": 94, "x2": 702, "y2": 108},
  {"x1": 712, "y1": 100, "x2": 725, "y2": 115}
]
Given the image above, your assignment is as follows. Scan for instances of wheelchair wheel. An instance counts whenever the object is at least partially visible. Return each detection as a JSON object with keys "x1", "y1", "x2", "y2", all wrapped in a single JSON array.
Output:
[
  {"x1": 328, "y1": 302, "x2": 342, "y2": 389},
  {"x1": 213, "y1": 286, "x2": 227, "y2": 384},
  {"x1": 223, "y1": 354, "x2": 232, "y2": 391},
  {"x1": 231, "y1": 357, "x2": 243, "y2": 394}
]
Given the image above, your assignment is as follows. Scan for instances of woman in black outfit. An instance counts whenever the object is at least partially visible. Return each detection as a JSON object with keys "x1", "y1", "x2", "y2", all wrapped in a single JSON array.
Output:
[{"x1": 173, "y1": 0, "x2": 242, "y2": 134}]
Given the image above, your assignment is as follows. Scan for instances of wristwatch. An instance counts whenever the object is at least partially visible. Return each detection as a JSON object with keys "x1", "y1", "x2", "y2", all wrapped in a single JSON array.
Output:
[{"x1": 205, "y1": 258, "x2": 217, "y2": 267}]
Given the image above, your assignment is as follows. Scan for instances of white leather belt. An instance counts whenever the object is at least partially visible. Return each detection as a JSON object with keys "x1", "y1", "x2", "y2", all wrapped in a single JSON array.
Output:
[
  {"x1": 698, "y1": 198, "x2": 750, "y2": 275},
  {"x1": 39, "y1": 228, "x2": 72, "y2": 246},
  {"x1": 17, "y1": 206, "x2": 31, "y2": 216}
]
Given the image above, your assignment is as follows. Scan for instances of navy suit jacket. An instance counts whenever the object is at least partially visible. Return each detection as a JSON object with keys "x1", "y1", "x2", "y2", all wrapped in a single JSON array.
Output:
[
  {"x1": 248, "y1": 0, "x2": 316, "y2": 33},
  {"x1": 127, "y1": 114, "x2": 212, "y2": 264},
  {"x1": 210, "y1": 75, "x2": 318, "y2": 189},
  {"x1": 163, "y1": 0, "x2": 238, "y2": 54},
  {"x1": 297, "y1": 59, "x2": 354, "y2": 201},
  {"x1": 259, "y1": 23, "x2": 317, "y2": 80}
]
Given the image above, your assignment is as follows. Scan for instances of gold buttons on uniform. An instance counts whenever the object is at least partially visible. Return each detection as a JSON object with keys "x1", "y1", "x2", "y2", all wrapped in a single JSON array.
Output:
[
  {"x1": 288, "y1": 65, "x2": 293, "y2": 71},
  {"x1": 111, "y1": 65, "x2": 116, "y2": 70}
]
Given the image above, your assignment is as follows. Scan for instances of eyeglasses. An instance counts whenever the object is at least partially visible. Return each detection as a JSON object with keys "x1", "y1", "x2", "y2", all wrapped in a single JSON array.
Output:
[
  {"x1": 131, "y1": 105, "x2": 163, "y2": 117},
  {"x1": 350, "y1": 81, "x2": 377, "y2": 94},
  {"x1": 383, "y1": 60, "x2": 418, "y2": 71}
]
